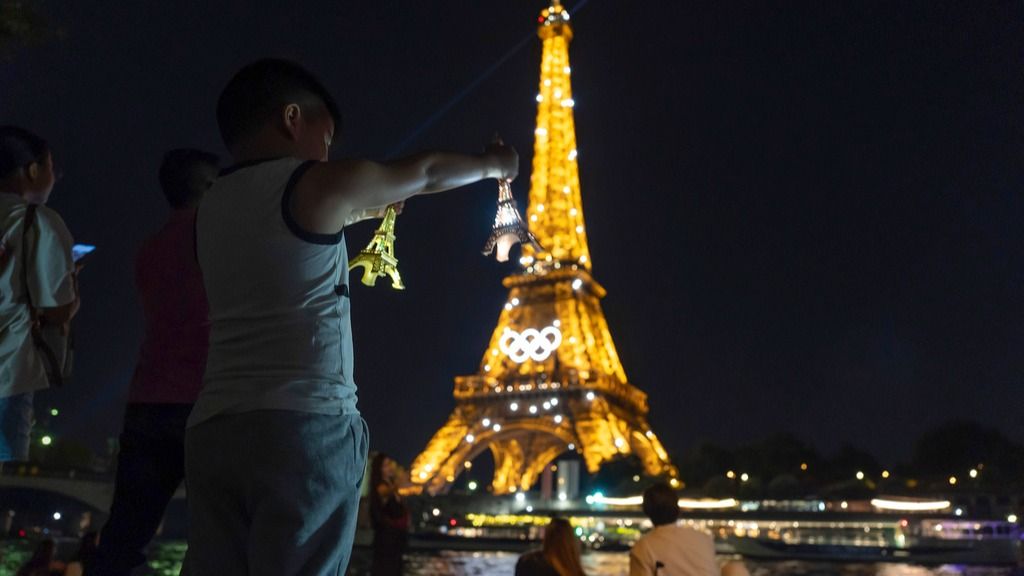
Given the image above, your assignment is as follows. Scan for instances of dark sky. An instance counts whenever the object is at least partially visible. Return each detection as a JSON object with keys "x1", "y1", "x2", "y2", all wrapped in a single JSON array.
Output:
[{"x1": 3, "y1": 0, "x2": 1023, "y2": 469}]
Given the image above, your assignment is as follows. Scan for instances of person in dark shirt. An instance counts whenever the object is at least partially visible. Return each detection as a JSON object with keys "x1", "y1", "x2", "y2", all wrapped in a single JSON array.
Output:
[
  {"x1": 89, "y1": 149, "x2": 218, "y2": 576},
  {"x1": 370, "y1": 452, "x2": 410, "y2": 576}
]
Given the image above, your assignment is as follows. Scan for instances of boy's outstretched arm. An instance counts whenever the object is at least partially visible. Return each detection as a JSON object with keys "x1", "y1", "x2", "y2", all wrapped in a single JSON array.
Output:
[{"x1": 291, "y1": 141, "x2": 518, "y2": 236}]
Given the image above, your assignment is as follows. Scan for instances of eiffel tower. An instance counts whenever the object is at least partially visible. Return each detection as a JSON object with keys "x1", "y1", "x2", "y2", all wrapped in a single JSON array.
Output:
[
  {"x1": 410, "y1": 0, "x2": 677, "y2": 495},
  {"x1": 349, "y1": 205, "x2": 404, "y2": 289}
]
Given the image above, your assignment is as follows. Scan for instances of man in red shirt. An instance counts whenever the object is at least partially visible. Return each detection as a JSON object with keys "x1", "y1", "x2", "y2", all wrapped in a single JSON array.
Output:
[{"x1": 90, "y1": 149, "x2": 218, "y2": 576}]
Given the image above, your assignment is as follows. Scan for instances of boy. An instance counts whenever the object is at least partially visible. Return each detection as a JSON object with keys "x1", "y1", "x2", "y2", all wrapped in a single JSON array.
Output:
[{"x1": 185, "y1": 58, "x2": 518, "y2": 575}]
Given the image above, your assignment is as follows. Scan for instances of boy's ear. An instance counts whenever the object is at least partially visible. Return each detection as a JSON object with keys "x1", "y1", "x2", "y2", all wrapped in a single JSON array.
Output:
[
  {"x1": 282, "y1": 103, "x2": 302, "y2": 141},
  {"x1": 26, "y1": 162, "x2": 40, "y2": 181}
]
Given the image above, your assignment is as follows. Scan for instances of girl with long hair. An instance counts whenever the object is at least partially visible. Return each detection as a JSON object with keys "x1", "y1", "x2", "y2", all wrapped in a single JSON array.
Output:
[{"x1": 516, "y1": 517, "x2": 586, "y2": 576}]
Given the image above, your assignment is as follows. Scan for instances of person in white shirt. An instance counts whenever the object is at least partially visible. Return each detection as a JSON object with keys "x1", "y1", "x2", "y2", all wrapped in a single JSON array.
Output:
[
  {"x1": 630, "y1": 483, "x2": 718, "y2": 576},
  {"x1": 0, "y1": 126, "x2": 78, "y2": 467}
]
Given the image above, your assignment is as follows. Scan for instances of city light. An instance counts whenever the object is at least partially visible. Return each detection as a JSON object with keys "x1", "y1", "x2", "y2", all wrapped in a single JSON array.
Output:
[
  {"x1": 969, "y1": 468, "x2": 978, "y2": 479},
  {"x1": 948, "y1": 476, "x2": 957, "y2": 485},
  {"x1": 740, "y1": 473, "x2": 749, "y2": 482},
  {"x1": 515, "y1": 492, "x2": 526, "y2": 503},
  {"x1": 41, "y1": 435, "x2": 52, "y2": 446},
  {"x1": 679, "y1": 498, "x2": 739, "y2": 510},
  {"x1": 882, "y1": 470, "x2": 890, "y2": 479},
  {"x1": 1009, "y1": 514, "x2": 1018, "y2": 523},
  {"x1": 52, "y1": 512, "x2": 61, "y2": 520},
  {"x1": 588, "y1": 494, "x2": 738, "y2": 509},
  {"x1": 585, "y1": 391, "x2": 595, "y2": 401},
  {"x1": 726, "y1": 470, "x2": 736, "y2": 479},
  {"x1": 870, "y1": 498, "x2": 951, "y2": 511},
  {"x1": 432, "y1": 508, "x2": 440, "y2": 517},
  {"x1": 468, "y1": 481, "x2": 478, "y2": 491},
  {"x1": 800, "y1": 463, "x2": 808, "y2": 471},
  {"x1": 856, "y1": 471, "x2": 865, "y2": 480},
  {"x1": 50, "y1": 408, "x2": 59, "y2": 417}
]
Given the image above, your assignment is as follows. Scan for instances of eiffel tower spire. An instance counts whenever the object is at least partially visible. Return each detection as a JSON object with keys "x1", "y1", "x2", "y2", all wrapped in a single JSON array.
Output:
[
  {"x1": 410, "y1": 2, "x2": 677, "y2": 496},
  {"x1": 521, "y1": 0, "x2": 590, "y2": 272}
]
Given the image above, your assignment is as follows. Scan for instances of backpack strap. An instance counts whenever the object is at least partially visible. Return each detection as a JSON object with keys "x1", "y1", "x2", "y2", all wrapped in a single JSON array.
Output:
[{"x1": 20, "y1": 203, "x2": 37, "y2": 312}]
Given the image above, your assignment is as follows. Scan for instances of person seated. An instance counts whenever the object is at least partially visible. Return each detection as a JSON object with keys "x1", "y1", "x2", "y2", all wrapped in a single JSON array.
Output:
[
  {"x1": 516, "y1": 517, "x2": 586, "y2": 576},
  {"x1": 630, "y1": 483, "x2": 717, "y2": 576}
]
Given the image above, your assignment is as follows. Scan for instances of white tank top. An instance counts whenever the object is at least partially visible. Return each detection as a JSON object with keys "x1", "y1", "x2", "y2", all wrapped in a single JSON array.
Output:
[{"x1": 188, "y1": 157, "x2": 357, "y2": 427}]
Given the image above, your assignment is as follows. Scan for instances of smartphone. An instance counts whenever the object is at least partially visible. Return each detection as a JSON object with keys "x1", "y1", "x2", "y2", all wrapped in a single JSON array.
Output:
[{"x1": 72, "y1": 244, "x2": 96, "y2": 263}]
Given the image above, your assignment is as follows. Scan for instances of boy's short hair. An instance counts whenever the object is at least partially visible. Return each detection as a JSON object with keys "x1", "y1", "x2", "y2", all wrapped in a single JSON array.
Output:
[
  {"x1": 159, "y1": 149, "x2": 220, "y2": 208},
  {"x1": 642, "y1": 482, "x2": 680, "y2": 526},
  {"x1": 216, "y1": 58, "x2": 341, "y2": 149},
  {"x1": 0, "y1": 125, "x2": 49, "y2": 180}
]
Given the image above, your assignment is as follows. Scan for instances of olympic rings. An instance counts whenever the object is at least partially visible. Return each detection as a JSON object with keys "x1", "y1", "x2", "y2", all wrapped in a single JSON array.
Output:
[{"x1": 499, "y1": 324, "x2": 563, "y2": 363}]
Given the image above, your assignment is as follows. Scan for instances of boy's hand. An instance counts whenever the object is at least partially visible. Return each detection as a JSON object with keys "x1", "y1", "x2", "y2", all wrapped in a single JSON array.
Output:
[{"x1": 485, "y1": 136, "x2": 518, "y2": 182}]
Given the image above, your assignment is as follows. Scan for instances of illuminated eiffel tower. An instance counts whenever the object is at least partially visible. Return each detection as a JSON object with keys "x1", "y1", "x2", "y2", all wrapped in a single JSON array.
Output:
[{"x1": 410, "y1": 0, "x2": 677, "y2": 495}]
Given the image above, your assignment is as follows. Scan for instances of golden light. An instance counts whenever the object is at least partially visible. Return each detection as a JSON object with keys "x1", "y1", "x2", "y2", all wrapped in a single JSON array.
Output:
[
  {"x1": 669, "y1": 478, "x2": 681, "y2": 488},
  {"x1": 856, "y1": 471, "x2": 865, "y2": 480},
  {"x1": 800, "y1": 463, "x2": 808, "y2": 471},
  {"x1": 882, "y1": 470, "x2": 890, "y2": 479},
  {"x1": 969, "y1": 469, "x2": 978, "y2": 479},
  {"x1": 726, "y1": 470, "x2": 736, "y2": 479},
  {"x1": 948, "y1": 476, "x2": 957, "y2": 485},
  {"x1": 740, "y1": 473, "x2": 750, "y2": 482}
]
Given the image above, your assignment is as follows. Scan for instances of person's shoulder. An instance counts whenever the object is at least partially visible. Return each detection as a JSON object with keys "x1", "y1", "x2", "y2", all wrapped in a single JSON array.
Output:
[
  {"x1": 664, "y1": 524, "x2": 715, "y2": 550},
  {"x1": 33, "y1": 204, "x2": 71, "y2": 238}
]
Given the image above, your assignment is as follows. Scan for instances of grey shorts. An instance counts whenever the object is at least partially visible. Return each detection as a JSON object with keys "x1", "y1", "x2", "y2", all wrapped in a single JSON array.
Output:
[
  {"x1": 0, "y1": 392, "x2": 34, "y2": 462},
  {"x1": 184, "y1": 410, "x2": 368, "y2": 576}
]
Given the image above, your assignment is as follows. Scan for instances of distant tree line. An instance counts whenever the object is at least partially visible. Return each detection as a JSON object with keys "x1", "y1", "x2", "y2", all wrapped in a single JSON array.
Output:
[{"x1": 585, "y1": 420, "x2": 1024, "y2": 499}]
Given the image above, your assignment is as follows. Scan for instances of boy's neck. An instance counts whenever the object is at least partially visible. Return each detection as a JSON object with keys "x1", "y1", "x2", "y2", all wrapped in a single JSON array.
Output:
[{"x1": 230, "y1": 131, "x2": 303, "y2": 165}]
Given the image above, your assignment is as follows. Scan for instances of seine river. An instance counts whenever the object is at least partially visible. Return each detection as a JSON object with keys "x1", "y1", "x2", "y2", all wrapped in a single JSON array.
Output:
[{"x1": 2, "y1": 540, "x2": 1016, "y2": 576}]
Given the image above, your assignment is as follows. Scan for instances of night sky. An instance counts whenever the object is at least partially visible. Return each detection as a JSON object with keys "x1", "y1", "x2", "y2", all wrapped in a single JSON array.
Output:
[{"x1": 2, "y1": 1, "x2": 1022, "y2": 469}]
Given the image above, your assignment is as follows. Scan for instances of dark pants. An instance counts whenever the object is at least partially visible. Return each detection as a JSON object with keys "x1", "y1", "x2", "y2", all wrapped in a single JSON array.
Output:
[
  {"x1": 0, "y1": 392, "x2": 34, "y2": 462},
  {"x1": 185, "y1": 411, "x2": 368, "y2": 576},
  {"x1": 90, "y1": 403, "x2": 192, "y2": 576}
]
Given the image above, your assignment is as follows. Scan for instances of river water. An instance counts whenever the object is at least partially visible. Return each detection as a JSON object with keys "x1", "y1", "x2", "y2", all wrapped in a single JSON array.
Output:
[{"x1": 0, "y1": 540, "x2": 1016, "y2": 575}]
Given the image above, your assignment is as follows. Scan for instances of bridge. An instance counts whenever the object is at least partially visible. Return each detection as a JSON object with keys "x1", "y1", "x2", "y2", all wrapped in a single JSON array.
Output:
[{"x1": 0, "y1": 472, "x2": 184, "y2": 511}]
